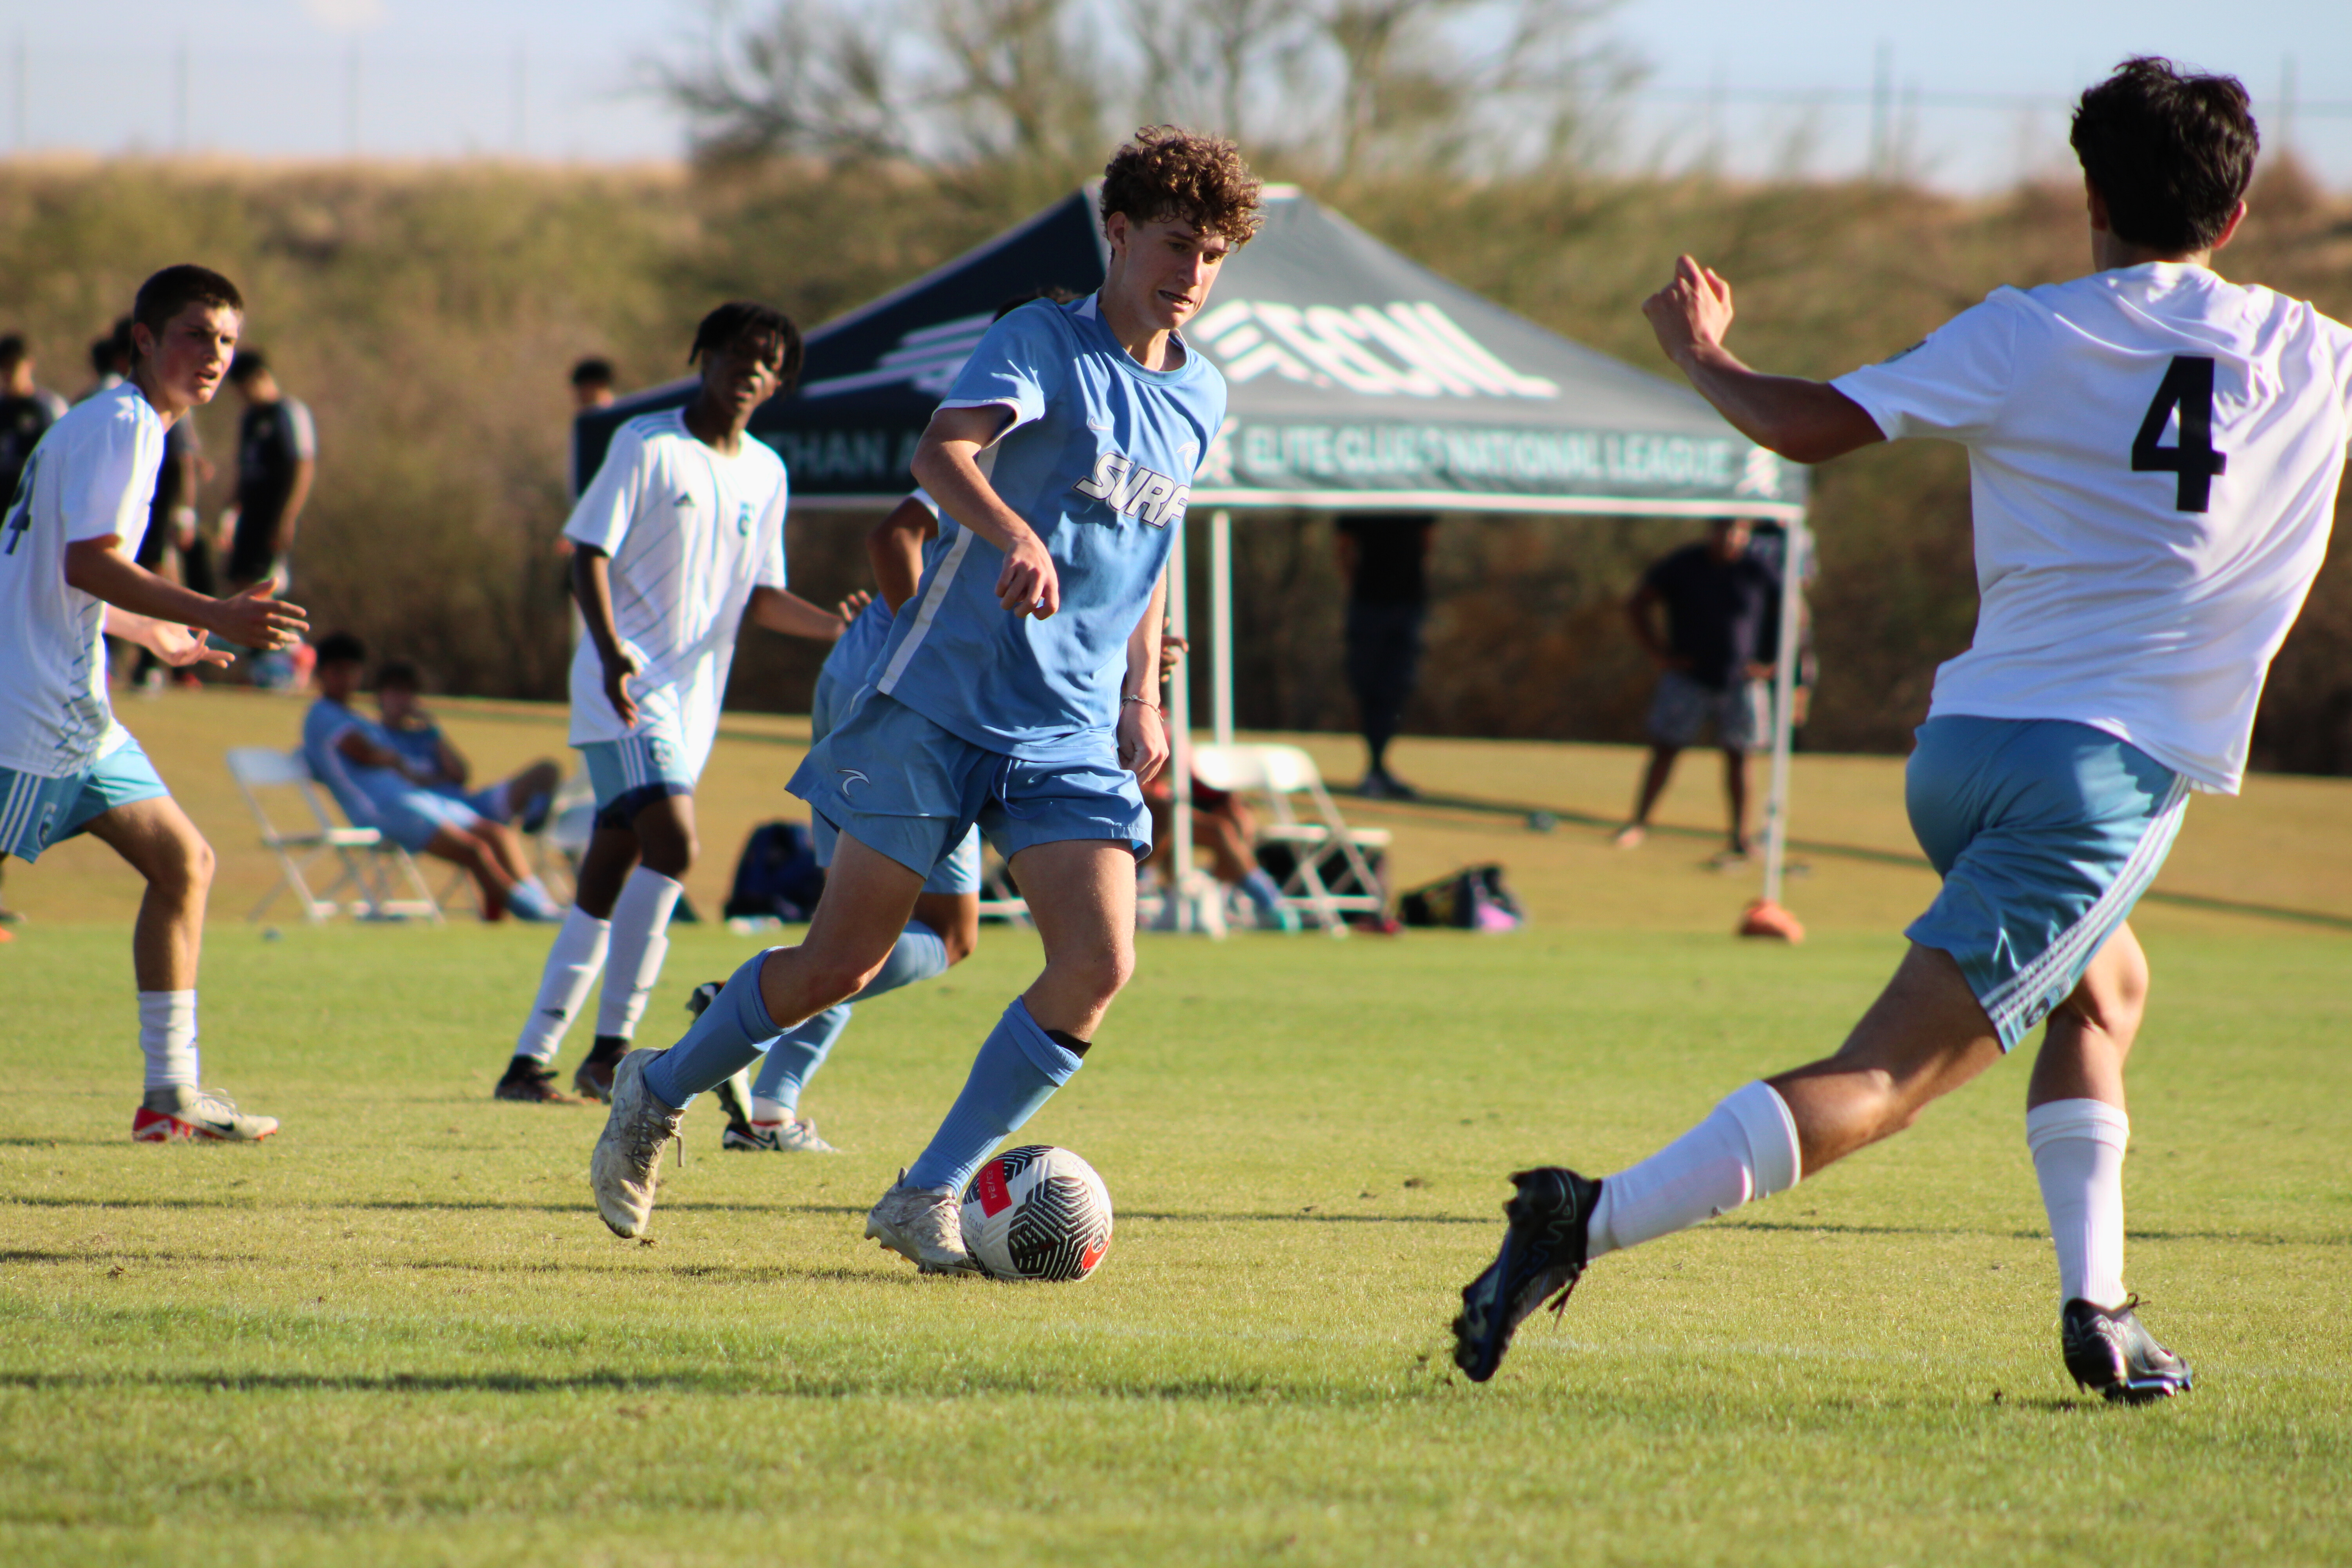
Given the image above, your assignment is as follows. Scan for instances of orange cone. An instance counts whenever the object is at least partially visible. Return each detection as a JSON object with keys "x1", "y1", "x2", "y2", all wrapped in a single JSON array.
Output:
[{"x1": 1738, "y1": 897, "x2": 1804, "y2": 943}]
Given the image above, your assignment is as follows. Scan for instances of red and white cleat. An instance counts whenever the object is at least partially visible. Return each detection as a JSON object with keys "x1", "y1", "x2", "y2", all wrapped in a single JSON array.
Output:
[{"x1": 132, "y1": 1087, "x2": 280, "y2": 1143}]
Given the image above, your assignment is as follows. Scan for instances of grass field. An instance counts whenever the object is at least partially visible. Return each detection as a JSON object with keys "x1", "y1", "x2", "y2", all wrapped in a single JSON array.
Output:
[{"x1": 4, "y1": 698, "x2": 2350, "y2": 1566}]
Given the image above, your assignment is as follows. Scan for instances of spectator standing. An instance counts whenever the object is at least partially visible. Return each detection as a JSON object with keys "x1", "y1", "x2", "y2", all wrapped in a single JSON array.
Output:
[
  {"x1": 1336, "y1": 512, "x2": 1435, "y2": 799},
  {"x1": 220, "y1": 350, "x2": 316, "y2": 593},
  {"x1": 570, "y1": 357, "x2": 617, "y2": 411},
  {"x1": 0, "y1": 338, "x2": 59, "y2": 926},
  {"x1": 0, "y1": 335, "x2": 69, "y2": 506},
  {"x1": 1615, "y1": 516, "x2": 1782, "y2": 861},
  {"x1": 79, "y1": 320, "x2": 131, "y2": 402}
]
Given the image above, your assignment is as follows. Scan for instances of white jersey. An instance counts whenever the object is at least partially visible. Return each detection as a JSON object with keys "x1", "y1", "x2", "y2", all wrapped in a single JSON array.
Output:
[
  {"x1": 563, "y1": 409, "x2": 789, "y2": 777},
  {"x1": 0, "y1": 382, "x2": 165, "y2": 777},
  {"x1": 1834, "y1": 263, "x2": 2352, "y2": 793}
]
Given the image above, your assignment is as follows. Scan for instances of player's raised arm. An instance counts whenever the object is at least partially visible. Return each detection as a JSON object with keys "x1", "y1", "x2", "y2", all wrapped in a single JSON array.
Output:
[
  {"x1": 911, "y1": 405, "x2": 1061, "y2": 618},
  {"x1": 65, "y1": 537, "x2": 306, "y2": 653},
  {"x1": 1642, "y1": 255, "x2": 1886, "y2": 465}
]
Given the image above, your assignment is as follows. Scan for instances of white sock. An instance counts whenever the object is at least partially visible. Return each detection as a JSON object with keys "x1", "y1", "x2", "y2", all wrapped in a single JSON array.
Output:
[
  {"x1": 1588, "y1": 1080, "x2": 1802, "y2": 1258},
  {"x1": 516, "y1": 907, "x2": 610, "y2": 1062},
  {"x1": 2027, "y1": 1098, "x2": 2130, "y2": 1309},
  {"x1": 138, "y1": 990, "x2": 198, "y2": 1091},
  {"x1": 751, "y1": 1095, "x2": 791, "y2": 1124},
  {"x1": 595, "y1": 867, "x2": 683, "y2": 1040}
]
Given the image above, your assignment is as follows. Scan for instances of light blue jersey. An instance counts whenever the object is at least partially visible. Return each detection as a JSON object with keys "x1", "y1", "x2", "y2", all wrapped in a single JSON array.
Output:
[
  {"x1": 870, "y1": 295, "x2": 1225, "y2": 762},
  {"x1": 301, "y1": 699, "x2": 398, "y2": 823},
  {"x1": 817, "y1": 595, "x2": 898, "y2": 707}
]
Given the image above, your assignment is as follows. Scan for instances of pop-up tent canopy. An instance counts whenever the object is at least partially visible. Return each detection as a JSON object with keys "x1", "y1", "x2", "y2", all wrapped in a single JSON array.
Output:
[{"x1": 577, "y1": 187, "x2": 1815, "y2": 924}]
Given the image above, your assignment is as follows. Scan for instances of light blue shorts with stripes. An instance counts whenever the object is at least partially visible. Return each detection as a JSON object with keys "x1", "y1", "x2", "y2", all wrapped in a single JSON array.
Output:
[
  {"x1": 0, "y1": 735, "x2": 172, "y2": 863},
  {"x1": 1904, "y1": 717, "x2": 2189, "y2": 1051},
  {"x1": 579, "y1": 728, "x2": 698, "y2": 831}
]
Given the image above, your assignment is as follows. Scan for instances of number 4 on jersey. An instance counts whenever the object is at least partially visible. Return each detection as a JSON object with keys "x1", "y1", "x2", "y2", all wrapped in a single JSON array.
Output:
[{"x1": 2131, "y1": 355, "x2": 2227, "y2": 512}]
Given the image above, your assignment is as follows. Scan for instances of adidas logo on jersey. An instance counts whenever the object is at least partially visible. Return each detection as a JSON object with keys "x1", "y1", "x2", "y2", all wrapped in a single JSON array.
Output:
[{"x1": 1073, "y1": 451, "x2": 1189, "y2": 528}]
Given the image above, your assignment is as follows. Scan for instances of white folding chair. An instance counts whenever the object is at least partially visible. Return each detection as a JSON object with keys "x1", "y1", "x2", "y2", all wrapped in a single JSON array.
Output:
[
  {"x1": 225, "y1": 747, "x2": 443, "y2": 924},
  {"x1": 1190, "y1": 743, "x2": 1392, "y2": 935}
]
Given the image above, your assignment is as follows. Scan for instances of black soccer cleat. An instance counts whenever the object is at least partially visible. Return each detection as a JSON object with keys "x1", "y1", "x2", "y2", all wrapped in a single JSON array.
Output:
[
  {"x1": 687, "y1": 980, "x2": 722, "y2": 1019},
  {"x1": 1451, "y1": 1167, "x2": 1603, "y2": 1383},
  {"x1": 2061, "y1": 1296, "x2": 2193, "y2": 1405}
]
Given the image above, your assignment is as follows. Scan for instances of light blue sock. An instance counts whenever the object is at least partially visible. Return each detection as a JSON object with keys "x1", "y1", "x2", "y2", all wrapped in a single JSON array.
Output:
[
  {"x1": 641, "y1": 952, "x2": 782, "y2": 1109},
  {"x1": 749, "y1": 923, "x2": 950, "y2": 1110},
  {"x1": 904, "y1": 998, "x2": 1083, "y2": 1194},
  {"x1": 751, "y1": 1004, "x2": 852, "y2": 1111}
]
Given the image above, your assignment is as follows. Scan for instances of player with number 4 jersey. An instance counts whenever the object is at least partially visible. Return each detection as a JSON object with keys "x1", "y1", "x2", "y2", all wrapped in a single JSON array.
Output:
[{"x1": 1452, "y1": 58, "x2": 2348, "y2": 1402}]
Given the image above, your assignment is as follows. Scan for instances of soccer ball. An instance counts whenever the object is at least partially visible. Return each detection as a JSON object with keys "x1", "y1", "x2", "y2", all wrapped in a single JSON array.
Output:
[{"x1": 958, "y1": 1145, "x2": 1114, "y2": 1281}]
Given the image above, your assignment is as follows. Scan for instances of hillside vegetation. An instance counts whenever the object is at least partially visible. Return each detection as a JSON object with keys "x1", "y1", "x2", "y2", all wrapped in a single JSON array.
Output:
[{"x1": 2, "y1": 156, "x2": 2345, "y2": 769}]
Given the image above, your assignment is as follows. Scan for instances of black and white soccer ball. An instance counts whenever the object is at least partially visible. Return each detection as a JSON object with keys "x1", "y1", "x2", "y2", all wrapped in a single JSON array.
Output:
[{"x1": 958, "y1": 1145, "x2": 1113, "y2": 1281}]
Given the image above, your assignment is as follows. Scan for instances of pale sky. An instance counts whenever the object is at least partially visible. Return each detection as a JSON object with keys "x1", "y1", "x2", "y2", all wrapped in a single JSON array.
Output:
[{"x1": 11, "y1": 0, "x2": 2351, "y2": 188}]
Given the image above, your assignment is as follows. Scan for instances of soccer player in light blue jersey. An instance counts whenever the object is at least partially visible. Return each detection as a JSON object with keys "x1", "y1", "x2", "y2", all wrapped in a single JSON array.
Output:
[{"x1": 589, "y1": 128, "x2": 1263, "y2": 1269}]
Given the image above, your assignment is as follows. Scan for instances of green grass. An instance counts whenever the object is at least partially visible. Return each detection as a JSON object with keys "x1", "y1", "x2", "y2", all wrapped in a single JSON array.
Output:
[{"x1": 4, "y1": 921, "x2": 2348, "y2": 1566}]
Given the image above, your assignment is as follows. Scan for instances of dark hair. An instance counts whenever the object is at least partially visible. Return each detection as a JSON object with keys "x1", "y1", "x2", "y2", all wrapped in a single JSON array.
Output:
[
  {"x1": 688, "y1": 302, "x2": 804, "y2": 393},
  {"x1": 375, "y1": 660, "x2": 422, "y2": 691},
  {"x1": 2071, "y1": 58, "x2": 2258, "y2": 253},
  {"x1": 990, "y1": 287, "x2": 1080, "y2": 323},
  {"x1": 131, "y1": 265, "x2": 245, "y2": 343},
  {"x1": 0, "y1": 334, "x2": 25, "y2": 369},
  {"x1": 570, "y1": 356, "x2": 615, "y2": 388},
  {"x1": 1100, "y1": 126, "x2": 1263, "y2": 247},
  {"x1": 315, "y1": 631, "x2": 367, "y2": 666},
  {"x1": 227, "y1": 349, "x2": 269, "y2": 383}
]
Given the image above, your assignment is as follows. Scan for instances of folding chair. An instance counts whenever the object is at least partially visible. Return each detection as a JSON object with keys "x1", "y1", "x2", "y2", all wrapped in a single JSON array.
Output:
[
  {"x1": 1189, "y1": 743, "x2": 1392, "y2": 936},
  {"x1": 225, "y1": 747, "x2": 443, "y2": 924},
  {"x1": 975, "y1": 846, "x2": 1033, "y2": 927}
]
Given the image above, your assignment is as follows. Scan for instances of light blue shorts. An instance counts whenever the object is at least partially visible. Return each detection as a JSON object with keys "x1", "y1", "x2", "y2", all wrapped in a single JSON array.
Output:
[
  {"x1": 580, "y1": 729, "x2": 697, "y2": 831},
  {"x1": 1904, "y1": 717, "x2": 2189, "y2": 1051},
  {"x1": 0, "y1": 736, "x2": 172, "y2": 863},
  {"x1": 789, "y1": 692, "x2": 1149, "y2": 881},
  {"x1": 439, "y1": 782, "x2": 510, "y2": 822},
  {"x1": 807, "y1": 670, "x2": 980, "y2": 894},
  {"x1": 354, "y1": 783, "x2": 485, "y2": 853}
]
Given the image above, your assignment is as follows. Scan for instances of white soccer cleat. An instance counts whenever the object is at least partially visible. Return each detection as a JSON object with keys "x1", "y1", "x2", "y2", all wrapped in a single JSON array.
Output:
[
  {"x1": 588, "y1": 1050, "x2": 684, "y2": 1238},
  {"x1": 131, "y1": 1087, "x2": 279, "y2": 1143},
  {"x1": 864, "y1": 1175, "x2": 978, "y2": 1274},
  {"x1": 723, "y1": 1117, "x2": 842, "y2": 1154}
]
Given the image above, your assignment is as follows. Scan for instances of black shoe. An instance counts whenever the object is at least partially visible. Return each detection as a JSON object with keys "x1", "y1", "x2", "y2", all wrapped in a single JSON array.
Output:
[
  {"x1": 686, "y1": 980, "x2": 722, "y2": 1019},
  {"x1": 1451, "y1": 1167, "x2": 1602, "y2": 1383},
  {"x1": 494, "y1": 1060, "x2": 578, "y2": 1104},
  {"x1": 2061, "y1": 1296, "x2": 2192, "y2": 1405}
]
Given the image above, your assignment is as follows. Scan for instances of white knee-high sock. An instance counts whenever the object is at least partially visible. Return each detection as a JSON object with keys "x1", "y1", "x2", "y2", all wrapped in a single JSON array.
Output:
[
  {"x1": 595, "y1": 868, "x2": 683, "y2": 1040},
  {"x1": 1588, "y1": 1080, "x2": 1802, "y2": 1258},
  {"x1": 2027, "y1": 1098, "x2": 2129, "y2": 1309},
  {"x1": 138, "y1": 991, "x2": 198, "y2": 1091},
  {"x1": 516, "y1": 907, "x2": 610, "y2": 1062}
]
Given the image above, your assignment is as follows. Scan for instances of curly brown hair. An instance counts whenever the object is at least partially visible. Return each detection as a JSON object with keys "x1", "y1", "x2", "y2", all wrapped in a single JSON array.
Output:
[{"x1": 1099, "y1": 126, "x2": 1263, "y2": 247}]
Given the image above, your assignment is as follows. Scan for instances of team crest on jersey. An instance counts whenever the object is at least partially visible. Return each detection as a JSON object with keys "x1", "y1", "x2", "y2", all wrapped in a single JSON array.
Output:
[
  {"x1": 1073, "y1": 450, "x2": 1190, "y2": 528},
  {"x1": 736, "y1": 502, "x2": 752, "y2": 536}
]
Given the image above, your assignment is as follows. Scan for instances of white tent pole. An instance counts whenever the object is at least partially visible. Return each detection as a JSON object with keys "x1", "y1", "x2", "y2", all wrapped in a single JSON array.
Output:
[
  {"x1": 1760, "y1": 514, "x2": 1808, "y2": 908},
  {"x1": 1166, "y1": 521, "x2": 1196, "y2": 931},
  {"x1": 1210, "y1": 508, "x2": 1235, "y2": 746}
]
